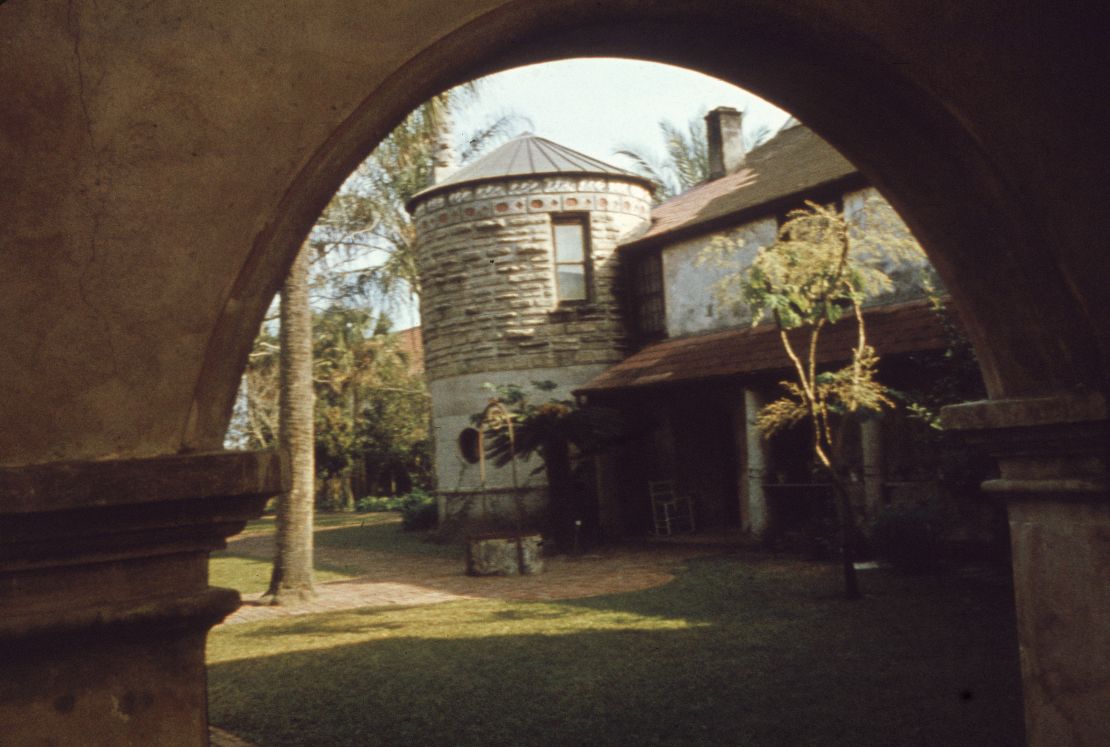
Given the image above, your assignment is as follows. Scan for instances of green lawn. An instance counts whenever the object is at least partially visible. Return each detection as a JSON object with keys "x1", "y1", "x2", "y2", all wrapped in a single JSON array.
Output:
[
  {"x1": 207, "y1": 555, "x2": 1024, "y2": 746},
  {"x1": 238, "y1": 511, "x2": 406, "y2": 535},
  {"x1": 211, "y1": 512, "x2": 455, "y2": 594},
  {"x1": 312, "y1": 519, "x2": 460, "y2": 558},
  {"x1": 209, "y1": 555, "x2": 355, "y2": 596}
]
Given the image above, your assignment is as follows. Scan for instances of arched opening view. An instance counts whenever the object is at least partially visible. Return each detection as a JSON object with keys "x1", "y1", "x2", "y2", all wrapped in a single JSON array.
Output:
[
  {"x1": 3, "y1": 5, "x2": 1106, "y2": 746},
  {"x1": 207, "y1": 59, "x2": 1020, "y2": 746}
]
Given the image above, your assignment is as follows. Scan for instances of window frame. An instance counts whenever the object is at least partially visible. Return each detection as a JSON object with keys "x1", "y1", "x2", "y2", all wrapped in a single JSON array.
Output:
[
  {"x1": 628, "y1": 249, "x2": 666, "y2": 341},
  {"x1": 550, "y1": 214, "x2": 592, "y2": 306}
]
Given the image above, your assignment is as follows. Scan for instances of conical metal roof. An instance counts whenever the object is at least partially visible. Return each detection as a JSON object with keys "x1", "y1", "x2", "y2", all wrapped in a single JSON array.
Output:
[{"x1": 406, "y1": 134, "x2": 652, "y2": 211}]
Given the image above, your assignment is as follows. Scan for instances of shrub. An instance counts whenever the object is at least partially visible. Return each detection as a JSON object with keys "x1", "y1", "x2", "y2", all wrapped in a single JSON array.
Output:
[
  {"x1": 872, "y1": 504, "x2": 943, "y2": 573},
  {"x1": 356, "y1": 495, "x2": 404, "y2": 512},
  {"x1": 399, "y1": 489, "x2": 438, "y2": 531}
]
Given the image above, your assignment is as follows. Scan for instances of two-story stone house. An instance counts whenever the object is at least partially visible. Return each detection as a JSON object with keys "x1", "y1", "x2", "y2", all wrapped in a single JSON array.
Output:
[{"x1": 409, "y1": 109, "x2": 996, "y2": 551}]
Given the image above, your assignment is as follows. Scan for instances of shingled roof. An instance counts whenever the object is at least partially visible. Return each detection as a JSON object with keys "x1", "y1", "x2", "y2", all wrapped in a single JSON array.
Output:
[
  {"x1": 576, "y1": 299, "x2": 953, "y2": 395},
  {"x1": 622, "y1": 123, "x2": 860, "y2": 250},
  {"x1": 407, "y1": 134, "x2": 652, "y2": 211},
  {"x1": 394, "y1": 326, "x2": 425, "y2": 375}
]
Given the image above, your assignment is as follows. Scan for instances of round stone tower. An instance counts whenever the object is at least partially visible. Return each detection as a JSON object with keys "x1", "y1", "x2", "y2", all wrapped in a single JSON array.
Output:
[{"x1": 406, "y1": 134, "x2": 653, "y2": 521}]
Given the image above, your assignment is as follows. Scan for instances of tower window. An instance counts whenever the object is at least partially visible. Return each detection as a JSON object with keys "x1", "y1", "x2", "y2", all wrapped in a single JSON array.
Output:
[{"x1": 552, "y1": 217, "x2": 590, "y2": 303}]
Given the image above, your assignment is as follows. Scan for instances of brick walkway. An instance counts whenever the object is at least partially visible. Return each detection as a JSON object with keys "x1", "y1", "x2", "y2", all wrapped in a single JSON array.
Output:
[
  {"x1": 219, "y1": 527, "x2": 723, "y2": 626},
  {"x1": 209, "y1": 726, "x2": 258, "y2": 747}
]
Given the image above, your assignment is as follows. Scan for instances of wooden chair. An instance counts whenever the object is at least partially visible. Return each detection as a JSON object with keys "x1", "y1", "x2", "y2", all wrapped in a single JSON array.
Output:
[{"x1": 648, "y1": 480, "x2": 696, "y2": 536}]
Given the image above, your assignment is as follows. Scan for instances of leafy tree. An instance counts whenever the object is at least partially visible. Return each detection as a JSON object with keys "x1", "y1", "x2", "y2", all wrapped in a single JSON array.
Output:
[
  {"x1": 225, "y1": 328, "x2": 281, "y2": 450},
  {"x1": 310, "y1": 92, "x2": 522, "y2": 310},
  {"x1": 313, "y1": 305, "x2": 375, "y2": 511},
  {"x1": 900, "y1": 293, "x2": 986, "y2": 431},
  {"x1": 314, "y1": 306, "x2": 431, "y2": 510},
  {"x1": 474, "y1": 382, "x2": 624, "y2": 549},
  {"x1": 617, "y1": 109, "x2": 772, "y2": 200},
  {"x1": 705, "y1": 198, "x2": 926, "y2": 598},
  {"x1": 226, "y1": 88, "x2": 521, "y2": 602},
  {"x1": 241, "y1": 304, "x2": 432, "y2": 512}
]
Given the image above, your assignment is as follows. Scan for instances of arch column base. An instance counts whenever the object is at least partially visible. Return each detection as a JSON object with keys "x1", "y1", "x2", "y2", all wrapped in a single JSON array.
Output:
[
  {"x1": 0, "y1": 450, "x2": 287, "y2": 746},
  {"x1": 943, "y1": 392, "x2": 1110, "y2": 746}
]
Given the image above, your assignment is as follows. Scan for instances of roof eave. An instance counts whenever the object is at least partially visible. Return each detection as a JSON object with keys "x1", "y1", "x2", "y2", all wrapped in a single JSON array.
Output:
[
  {"x1": 406, "y1": 171, "x2": 656, "y2": 215},
  {"x1": 620, "y1": 172, "x2": 869, "y2": 255}
]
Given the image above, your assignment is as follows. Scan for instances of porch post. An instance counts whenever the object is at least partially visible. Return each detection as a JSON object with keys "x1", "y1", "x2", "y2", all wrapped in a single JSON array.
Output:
[
  {"x1": 741, "y1": 388, "x2": 769, "y2": 536},
  {"x1": 0, "y1": 450, "x2": 286, "y2": 746},
  {"x1": 943, "y1": 392, "x2": 1110, "y2": 745},
  {"x1": 595, "y1": 453, "x2": 622, "y2": 539},
  {"x1": 860, "y1": 415, "x2": 884, "y2": 520}
]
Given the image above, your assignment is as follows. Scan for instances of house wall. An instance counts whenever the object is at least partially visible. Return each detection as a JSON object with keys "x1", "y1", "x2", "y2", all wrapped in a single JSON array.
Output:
[
  {"x1": 661, "y1": 218, "x2": 778, "y2": 336},
  {"x1": 658, "y1": 187, "x2": 934, "y2": 340},
  {"x1": 843, "y1": 186, "x2": 939, "y2": 305},
  {"x1": 429, "y1": 363, "x2": 607, "y2": 487}
]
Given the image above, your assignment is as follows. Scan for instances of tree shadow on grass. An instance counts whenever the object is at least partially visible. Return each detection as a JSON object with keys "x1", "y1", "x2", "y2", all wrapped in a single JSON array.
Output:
[
  {"x1": 210, "y1": 627, "x2": 1022, "y2": 747},
  {"x1": 209, "y1": 556, "x2": 1023, "y2": 746},
  {"x1": 231, "y1": 604, "x2": 587, "y2": 641}
]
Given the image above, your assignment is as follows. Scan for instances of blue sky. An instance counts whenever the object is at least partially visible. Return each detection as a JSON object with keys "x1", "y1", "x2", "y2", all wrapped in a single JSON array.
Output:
[
  {"x1": 453, "y1": 58, "x2": 791, "y2": 172},
  {"x1": 380, "y1": 59, "x2": 790, "y2": 329}
]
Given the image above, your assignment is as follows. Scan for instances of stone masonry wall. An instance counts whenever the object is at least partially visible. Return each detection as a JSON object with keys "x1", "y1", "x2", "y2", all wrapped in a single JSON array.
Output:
[{"x1": 412, "y1": 177, "x2": 653, "y2": 382}]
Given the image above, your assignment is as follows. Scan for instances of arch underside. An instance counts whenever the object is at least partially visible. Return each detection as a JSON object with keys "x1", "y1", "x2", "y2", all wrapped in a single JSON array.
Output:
[{"x1": 0, "y1": 0, "x2": 1105, "y2": 466}]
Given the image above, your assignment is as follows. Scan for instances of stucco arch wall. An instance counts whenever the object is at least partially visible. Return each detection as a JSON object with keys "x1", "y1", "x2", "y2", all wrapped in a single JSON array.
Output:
[{"x1": 1, "y1": 0, "x2": 1106, "y2": 467}]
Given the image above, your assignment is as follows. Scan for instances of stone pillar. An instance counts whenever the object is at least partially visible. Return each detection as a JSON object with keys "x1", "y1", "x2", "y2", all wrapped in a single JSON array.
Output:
[
  {"x1": 0, "y1": 450, "x2": 286, "y2": 746},
  {"x1": 739, "y1": 388, "x2": 768, "y2": 536},
  {"x1": 860, "y1": 416, "x2": 884, "y2": 520},
  {"x1": 943, "y1": 392, "x2": 1110, "y2": 746}
]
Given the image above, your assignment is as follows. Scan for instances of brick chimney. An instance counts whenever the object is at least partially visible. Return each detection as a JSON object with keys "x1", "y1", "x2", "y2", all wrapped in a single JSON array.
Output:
[{"x1": 705, "y1": 107, "x2": 745, "y2": 180}]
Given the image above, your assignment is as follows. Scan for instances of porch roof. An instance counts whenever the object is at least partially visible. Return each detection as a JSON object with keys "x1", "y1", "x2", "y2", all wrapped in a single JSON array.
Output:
[{"x1": 576, "y1": 299, "x2": 954, "y2": 395}]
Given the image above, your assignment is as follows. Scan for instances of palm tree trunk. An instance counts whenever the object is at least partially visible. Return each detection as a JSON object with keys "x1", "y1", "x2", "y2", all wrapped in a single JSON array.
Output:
[{"x1": 267, "y1": 243, "x2": 316, "y2": 603}]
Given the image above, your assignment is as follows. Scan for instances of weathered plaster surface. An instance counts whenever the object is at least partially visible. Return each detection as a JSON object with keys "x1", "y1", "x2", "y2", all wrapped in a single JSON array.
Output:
[
  {"x1": 662, "y1": 219, "x2": 776, "y2": 336},
  {"x1": 0, "y1": 0, "x2": 506, "y2": 465},
  {"x1": 944, "y1": 392, "x2": 1110, "y2": 744},
  {"x1": 661, "y1": 187, "x2": 932, "y2": 340},
  {"x1": 1007, "y1": 499, "x2": 1110, "y2": 744},
  {"x1": 429, "y1": 365, "x2": 608, "y2": 491},
  {"x1": 0, "y1": 450, "x2": 285, "y2": 744}
]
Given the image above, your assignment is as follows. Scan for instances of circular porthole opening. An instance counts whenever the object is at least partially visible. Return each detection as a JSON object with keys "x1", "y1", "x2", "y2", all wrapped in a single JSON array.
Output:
[{"x1": 458, "y1": 427, "x2": 481, "y2": 464}]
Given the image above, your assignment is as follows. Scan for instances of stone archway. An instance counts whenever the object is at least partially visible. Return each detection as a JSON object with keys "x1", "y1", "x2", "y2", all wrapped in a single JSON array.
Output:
[
  {"x1": 190, "y1": 4, "x2": 1105, "y2": 452},
  {"x1": 1, "y1": 2, "x2": 1106, "y2": 744}
]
